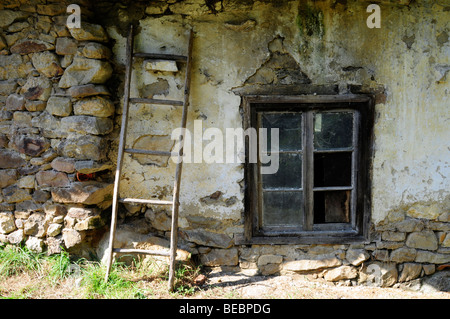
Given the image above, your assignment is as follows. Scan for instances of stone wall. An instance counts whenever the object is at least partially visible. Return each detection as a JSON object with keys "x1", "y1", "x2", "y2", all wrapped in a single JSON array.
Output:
[
  {"x1": 0, "y1": 0, "x2": 115, "y2": 256},
  {"x1": 0, "y1": 0, "x2": 449, "y2": 289}
]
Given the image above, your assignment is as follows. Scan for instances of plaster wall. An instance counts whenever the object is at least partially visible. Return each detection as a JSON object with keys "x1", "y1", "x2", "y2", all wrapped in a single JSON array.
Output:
[{"x1": 108, "y1": 0, "x2": 449, "y2": 231}]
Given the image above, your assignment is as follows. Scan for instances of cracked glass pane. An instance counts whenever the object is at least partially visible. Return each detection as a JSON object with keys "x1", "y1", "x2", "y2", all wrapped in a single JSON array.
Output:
[{"x1": 314, "y1": 112, "x2": 353, "y2": 150}]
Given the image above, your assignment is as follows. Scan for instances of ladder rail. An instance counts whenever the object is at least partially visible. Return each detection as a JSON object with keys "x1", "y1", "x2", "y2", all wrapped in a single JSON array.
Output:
[
  {"x1": 104, "y1": 25, "x2": 134, "y2": 282},
  {"x1": 167, "y1": 29, "x2": 194, "y2": 291}
]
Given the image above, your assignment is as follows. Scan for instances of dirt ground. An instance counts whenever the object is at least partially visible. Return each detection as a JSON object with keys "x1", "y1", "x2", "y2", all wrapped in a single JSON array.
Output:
[
  {"x1": 1, "y1": 268, "x2": 449, "y2": 299},
  {"x1": 193, "y1": 269, "x2": 450, "y2": 299}
]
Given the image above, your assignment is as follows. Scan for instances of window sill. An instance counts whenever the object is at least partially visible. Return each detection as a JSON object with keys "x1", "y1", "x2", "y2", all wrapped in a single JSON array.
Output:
[{"x1": 234, "y1": 233, "x2": 368, "y2": 245}]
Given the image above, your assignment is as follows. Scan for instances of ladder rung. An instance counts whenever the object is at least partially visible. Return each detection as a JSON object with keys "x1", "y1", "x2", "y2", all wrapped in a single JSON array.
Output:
[
  {"x1": 124, "y1": 148, "x2": 176, "y2": 156},
  {"x1": 129, "y1": 98, "x2": 184, "y2": 106},
  {"x1": 133, "y1": 52, "x2": 187, "y2": 62},
  {"x1": 119, "y1": 198, "x2": 174, "y2": 205},
  {"x1": 113, "y1": 248, "x2": 170, "y2": 256}
]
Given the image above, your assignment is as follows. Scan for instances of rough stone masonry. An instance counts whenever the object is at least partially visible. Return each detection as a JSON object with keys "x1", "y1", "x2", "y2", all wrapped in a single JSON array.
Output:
[{"x1": 0, "y1": 0, "x2": 449, "y2": 289}]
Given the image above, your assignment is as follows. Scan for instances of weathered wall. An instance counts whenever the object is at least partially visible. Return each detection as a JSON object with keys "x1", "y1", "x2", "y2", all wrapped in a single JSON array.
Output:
[
  {"x1": 101, "y1": 0, "x2": 449, "y2": 285},
  {"x1": 0, "y1": 0, "x2": 115, "y2": 256},
  {"x1": 0, "y1": 0, "x2": 449, "y2": 287}
]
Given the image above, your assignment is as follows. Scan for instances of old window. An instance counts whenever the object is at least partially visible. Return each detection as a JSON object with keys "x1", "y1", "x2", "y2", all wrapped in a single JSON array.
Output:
[{"x1": 240, "y1": 95, "x2": 374, "y2": 244}]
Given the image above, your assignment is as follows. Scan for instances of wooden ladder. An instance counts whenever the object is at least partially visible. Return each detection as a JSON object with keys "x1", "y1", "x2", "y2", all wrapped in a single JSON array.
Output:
[{"x1": 104, "y1": 25, "x2": 193, "y2": 291}]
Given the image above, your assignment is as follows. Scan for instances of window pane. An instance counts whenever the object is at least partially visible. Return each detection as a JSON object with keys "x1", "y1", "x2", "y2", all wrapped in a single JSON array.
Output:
[
  {"x1": 262, "y1": 191, "x2": 303, "y2": 227},
  {"x1": 261, "y1": 113, "x2": 302, "y2": 151},
  {"x1": 314, "y1": 112, "x2": 353, "y2": 150},
  {"x1": 314, "y1": 152, "x2": 352, "y2": 187},
  {"x1": 262, "y1": 153, "x2": 302, "y2": 189},
  {"x1": 314, "y1": 190, "x2": 351, "y2": 223}
]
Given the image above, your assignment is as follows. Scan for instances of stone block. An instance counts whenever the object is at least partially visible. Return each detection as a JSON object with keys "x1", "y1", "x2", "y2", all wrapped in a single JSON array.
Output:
[
  {"x1": 32, "y1": 190, "x2": 50, "y2": 203},
  {"x1": 74, "y1": 160, "x2": 113, "y2": 174},
  {"x1": 74, "y1": 215, "x2": 104, "y2": 231},
  {"x1": 144, "y1": 208, "x2": 171, "y2": 231},
  {"x1": 31, "y1": 51, "x2": 63, "y2": 78},
  {"x1": 257, "y1": 254, "x2": 283, "y2": 266},
  {"x1": 13, "y1": 111, "x2": 32, "y2": 127},
  {"x1": 199, "y1": 248, "x2": 239, "y2": 266},
  {"x1": 390, "y1": 247, "x2": 417, "y2": 262},
  {"x1": 439, "y1": 212, "x2": 450, "y2": 222},
  {"x1": 0, "y1": 35, "x2": 5, "y2": 51},
  {"x1": 69, "y1": 22, "x2": 108, "y2": 42},
  {"x1": 406, "y1": 231, "x2": 439, "y2": 251},
  {"x1": 15, "y1": 200, "x2": 43, "y2": 218},
  {"x1": 283, "y1": 257, "x2": 342, "y2": 272},
  {"x1": 407, "y1": 205, "x2": 441, "y2": 220},
  {"x1": 61, "y1": 115, "x2": 113, "y2": 135},
  {"x1": 55, "y1": 37, "x2": 78, "y2": 55},
  {"x1": 324, "y1": 265, "x2": 358, "y2": 281},
  {"x1": 68, "y1": 84, "x2": 110, "y2": 98},
  {"x1": 51, "y1": 181, "x2": 113, "y2": 208},
  {"x1": 7, "y1": 229, "x2": 24, "y2": 244},
  {"x1": 25, "y1": 236, "x2": 44, "y2": 253},
  {"x1": 346, "y1": 249, "x2": 370, "y2": 266},
  {"x1": 44, "y1": 204, "x2": 67, "y2": 220},
  {"x1": 47, "y1": 223, "x2": 63, "y2": 237},
  {"x1": 24, "y1": 212, "x2": 47, "y2": 237},
  {"x1": 51, "y1": 157, "x2": 75, "y2": 173},
  {"x1": 36, "y1": 170, "x2": 70, "y2": 187},
  {"x1": 62, "y1": 228, "x2": 84, "y2": 249},
  {"x1": 59, "y1": 57, "x2": 112, "y2": 88},
  {"x1": 81, "y1": 42, "x2": 111, "y2": 59},
  {"x1": 145, "y1": 2, "x2": 169, "y2": 14},
  {"x1": 2, "y1": 185, "x2": 31, "y2": 203},
  {"x1": 0, "y1": 79, "x2": 17, "y2": 96},
  {"x1": 73, "y1": 96, "x2": 114, "y2": 117},
  {"x1": 10, "y1": 39, "x2": 54, "y2": 55},
  {"x1": 25, "y1": 100, "x2": 46, "y2": 112},
  {"x1": 382, "y1": 231, "x2": 406, "y2": 242},
  {"x1": 0, "y1": 212, "x2": 16, "y2": 234},
  {"x1": 7, "y1": 21, "x2": 29, "y2": 33},
  {"x1": 0, "y1": 54, "x2": 31, "y2": 80},
  {"x1": 59, "y1": 135, "x2": 107, "y2": 160},
  {"x1": 36, "y1": 3, "x2": 67, "y2": 16},
  {"x1": 13, "y1": 135, "x2": 50, "y2": 157},
  {"x1": 17, "y1": 175, "x2": 35, "y2": 189},
  {"x1": 67, "y1": 206, "x2": 100, "y2": 220},
  {"x1": 180, "y1": 229, "x2": 234, "y2": 249},
  {"x1": 442, "y1": 233, "x2": 450, "y2": 247},
  {"x1": 46, "y1": 96, "x2": 72, "y2": 116},
  {"x1": 0, "y1": 169, "x2": 17, "y2": 188},
  {"x1": 259, "y1": 263, "x2": 281, "y2": 275},
  {"x1": 0, "y1": 10, "x2": 29, "y2": 28},
  {"x1": 20, "y1": 76, "x2": 52, "y2": 101},
  {"x1": 415, "y1": 251, "x2": 450, "y2": 264},
  {"x1": 31, "y1": 112, "x2": 66, "y2": 138},
  {"x1": 398, "y1": 263, "x2": 422, "y2": 282},
  {"x1": 5, "y1": 93, "x2": 25, "y2": 111}
]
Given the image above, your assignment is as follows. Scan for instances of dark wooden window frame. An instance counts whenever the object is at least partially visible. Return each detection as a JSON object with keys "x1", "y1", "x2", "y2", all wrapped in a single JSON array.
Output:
[{"x1": 237, "y1": 94, "x2": 374, "y2": 245}]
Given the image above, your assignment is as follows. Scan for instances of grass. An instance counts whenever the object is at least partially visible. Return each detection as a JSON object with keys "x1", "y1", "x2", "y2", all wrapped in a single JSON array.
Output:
[{"x1": 0, "y1": 244, "x2": 202, "y2": 299}]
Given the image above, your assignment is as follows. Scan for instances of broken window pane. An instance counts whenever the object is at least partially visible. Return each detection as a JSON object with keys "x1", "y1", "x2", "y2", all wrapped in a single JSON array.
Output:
[
  {"x1": 314, "y1": 112, "x2": 353, "y2": 150},
  {"x1": 262, "y1": 191, "x2": 303, "y2": 227},
  {"x1": 262, "y1": 153, "x2": 302, "y2": 189},
  {"x1": 313, "y1": 190, "x2": 351, "y2": 224},
  {"x1": 314, "y1": 152, "x2": 352, "y2": 187},
  {"x1": 261, "y1": 112, "x2": 302, "y2": 151}
]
